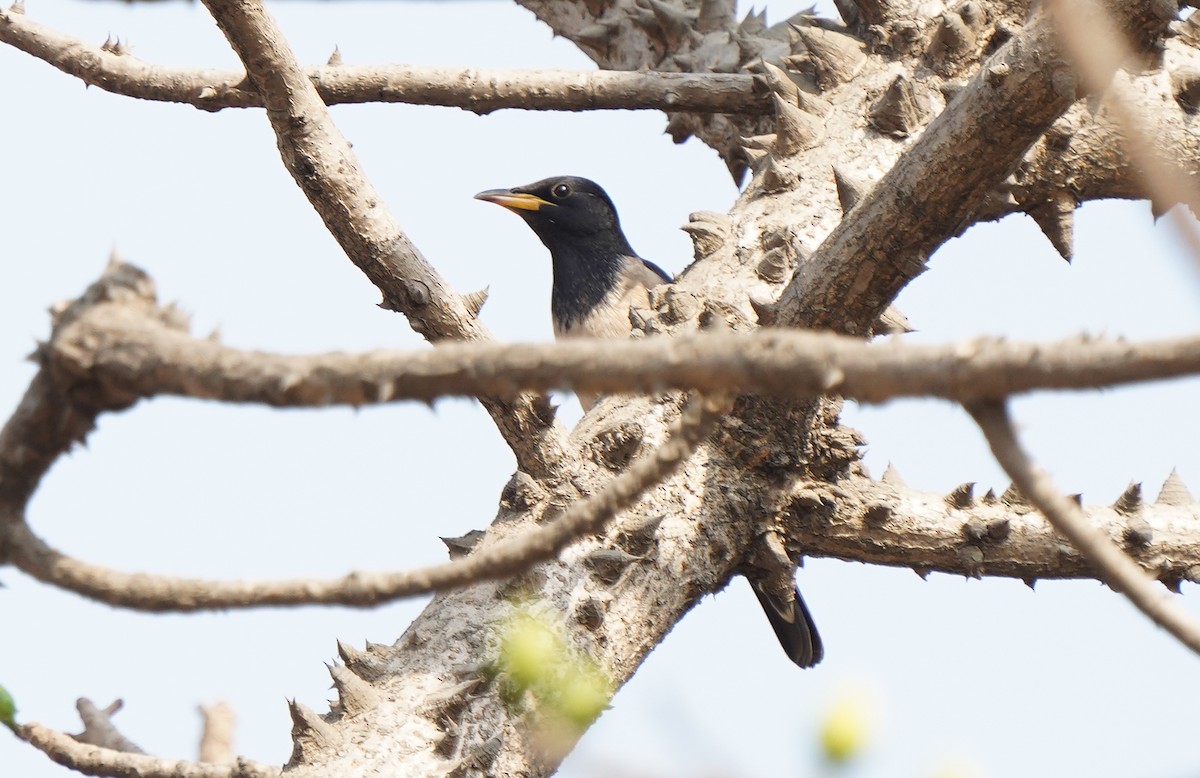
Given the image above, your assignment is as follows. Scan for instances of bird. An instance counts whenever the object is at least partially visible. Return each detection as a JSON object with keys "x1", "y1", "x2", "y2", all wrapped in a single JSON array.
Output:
[{"x1": 474, "y1": 175, "x2": 824, "y2": 669}]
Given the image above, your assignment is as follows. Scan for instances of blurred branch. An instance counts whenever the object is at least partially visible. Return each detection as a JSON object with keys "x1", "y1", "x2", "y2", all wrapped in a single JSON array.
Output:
[
  {"x1": 47, "y1": 271, "x2": 1200, "y2": 406},
  {"x1": 73, "y1": 699, "x2": 142, "y2": 754},
  {"x1": 198, "y1": 703, "x2": 236, "y2": 765},
  {"x1": 19, "y1": 720, "x2": 280, "y2": 778},
  {"x1": 968, "y1": 400, "x2": 1200, "y2": 656},
  {"x1": 3, "y1": 389, "x2": 723, "y2": 611},
  {"x1": 196, "y1": 0, "x2": 568, "y2": 479},
  {"x1": 0, "y1": 10, "x2": 767, "y2": 114}
]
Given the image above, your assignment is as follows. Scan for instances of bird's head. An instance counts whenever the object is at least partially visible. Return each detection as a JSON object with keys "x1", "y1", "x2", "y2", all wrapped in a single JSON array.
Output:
[{"x1": 474, "y1": 176, "x2": 627, "y2": 252}]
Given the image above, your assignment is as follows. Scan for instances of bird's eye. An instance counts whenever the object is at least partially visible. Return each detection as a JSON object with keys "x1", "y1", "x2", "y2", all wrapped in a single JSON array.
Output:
[{"x1": 552, "y1": 183, "x2": 571, "y2": 198}]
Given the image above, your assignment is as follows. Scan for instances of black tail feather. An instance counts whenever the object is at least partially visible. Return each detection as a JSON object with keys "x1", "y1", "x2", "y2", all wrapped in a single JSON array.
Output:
[{"x1": 751, "y1": 581, "x2": 824, "y2": 669}]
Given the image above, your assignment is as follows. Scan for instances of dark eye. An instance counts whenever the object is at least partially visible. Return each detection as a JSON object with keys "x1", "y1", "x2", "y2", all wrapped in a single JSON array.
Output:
[{"x1": 552, "y1": 183, "x2": 571, "y2": 198}]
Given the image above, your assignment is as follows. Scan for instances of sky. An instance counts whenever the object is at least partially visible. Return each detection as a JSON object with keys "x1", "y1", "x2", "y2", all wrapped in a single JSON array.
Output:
[{"x1": 3, "y1": 2, "x2": 1200, "y2": 777}]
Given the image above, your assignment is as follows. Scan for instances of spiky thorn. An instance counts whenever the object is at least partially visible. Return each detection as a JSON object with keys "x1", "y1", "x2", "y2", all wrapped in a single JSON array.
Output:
[
  {"x1": 336, "y1": 640, "x2": 388, "y2": 681},
  {"x1": 981, "y1": 487, "x2": 997, "y2": 504},
  {"x1": 1114, "y1": 482, "x2": 1143, "y2": 514},
  {"x1": 1023, "y1": 576, "x2": 1038, "y2": 590},
  {"x1": 441, "y1": 529, "x2": 486, "y2": 559},
  {"x1": 881, "y1": 461, "x2": 905, "y2": 486},
  {"x1": 698, "y1": 0, "x2": 734, "y2": 32},
  {"x1": 326, "y1": 46, "x2": 343, "y2": 66},
  {"x1": 1000, "y1": 482, "x2": 1028, "y2": 507},
  {"x1": 772, "y1": 93, "x2": 823, "y2": 155},
  {"x1": 463, "y1": 287, "x2": 489, "y2": 318},
  {"x1": 328, "y1": 663, "x2": 381, "y2": 717},
  {"x1": 575, "y1": 19, "x2": 618, "y2": 48},
  {"x1": 739, "y1": 6, "x2": 767, "y2": 36},
  {"x1": 927, "y1": 6, "x2": 978, "y2": 73},
  {"x1": 788, "y1": 23, "x2": 867, "y2": 89},
  {"x1": 748, "y1": 293, "x2": 779, "y2": 325},
  {"x1": 287, "y1": 700, "x2": 342, "y2": 765},
  {"x1": 945, "y1": 482, "x2": 975, "y2": 509},
  {"x1": 1122, "y1": 517, "x2": 1154, "y2": 550},
  {"x1": 756, "y1": 246, "x2": 794, "y2": 283},
  {"x1": 647, "y1": 0, "x2": 698, "y2": 48},
  {"x1": 759, "y1": 155, "x2": 794, "y2": 192},
  {"x1": 913, "y1": 566, "x2": 931, "y2": 580},
  {"x1": 681, "y1": 211, "x2": 731, "y2": 260},
  {"x1": 585, "y1": 548, "x2": 639, "y2": 584},
  {"x1": 1157, "y1": 469, "x2": 1194, "y2": 506},
  {"x1": 9, "y1": 0, "x2": 25, "y2": 13},
  {"x1": 832, "y1": 166, "x2": 869, "y2": 214},
  {"x1": 664, "y1": 113, "x2": 693, "y2": 144},
  {"x1": 724, "y1": 153, "x2": 750, "y2": 187},
  {"x1": 869, "y1": 74, "x2": 930, "y2": 137},
  {"x1": 1027, "y1": 191, "x2": 1077, "y2": 261},
  {"x1": 1173, "y1": 68, "x2": 1200, "y2": 115},
  {"x1": 760, "y1": 60, "x2": 800, "y2": 103}
]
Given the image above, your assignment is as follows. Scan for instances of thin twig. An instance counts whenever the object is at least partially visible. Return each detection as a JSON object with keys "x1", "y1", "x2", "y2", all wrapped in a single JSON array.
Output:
[
  {"x1": 19, "y1": 721, "x2": 280, "y2": 778},
  {"x1": 0, "y1": 10, "x2": 766, "y2": 114},
  {"x1": 967, "y1": 400, "x2": 1200, "y2": 657},
  {"x1": 6, "y1": 393, "x2": 726, "y2": 611}
]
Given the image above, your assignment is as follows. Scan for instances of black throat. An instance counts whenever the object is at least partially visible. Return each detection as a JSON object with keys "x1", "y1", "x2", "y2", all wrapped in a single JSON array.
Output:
[{"x1": 539, "y1": 230, "x2": 637, "y2": 330}]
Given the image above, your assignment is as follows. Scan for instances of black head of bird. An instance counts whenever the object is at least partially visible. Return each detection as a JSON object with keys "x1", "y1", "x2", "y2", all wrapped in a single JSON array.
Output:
[{"x1": 474, "y1": 176, "x2": 670, "y2": 338}]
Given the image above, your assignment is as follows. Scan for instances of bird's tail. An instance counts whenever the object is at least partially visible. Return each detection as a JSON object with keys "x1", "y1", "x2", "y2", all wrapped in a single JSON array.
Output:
[{"x1": 751, "y1": 580, "x2": 824, "y2": 669}]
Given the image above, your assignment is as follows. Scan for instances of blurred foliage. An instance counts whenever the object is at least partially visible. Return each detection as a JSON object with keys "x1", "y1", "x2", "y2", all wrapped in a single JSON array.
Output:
[
  {"x1": 0, "y1": 683, "x2": 17, "y2": 732},
  {"x1": 493, "y1": 602, "x2": 612, "y2": 746}
]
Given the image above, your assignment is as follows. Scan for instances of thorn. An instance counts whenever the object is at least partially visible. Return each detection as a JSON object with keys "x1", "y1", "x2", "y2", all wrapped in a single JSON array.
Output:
[
  {"x1": 982, "y1": 487, "x2": 997, "y2": 504},
  {"x1": 1069, "y1": 493, "x2": 1082, "y2": 506},
  {"x1": 740, "y1": 133, "x2": 778, "y2": 150},
  {"x1": 9, "y1": 0, "x2": 25, "y2": 13},
  {"x1": 986, "y1": 518, "x2": 1011, "y2": 542},
  {"x1": 748, "y1": 293, "x2": 779, "y2": 324},
  {"x1": 928, "y1": 9, "x2": 976, "y2": 72},
  {"x1": 869, "y1": 74, "x2": 930, "y2": 137},
  {"x1": 881, "y1": 461, "x2": 905, "y2": 486},
  {"x1": 756, "y1": 246, "x2": 794, "y2": 283},
  {"x1": 1113, "y1": 481, "x2": 1142, "y2": 514},
  {"x1": 759, "y1": 60, "x2": 800, "y2": 103},
  {"x1": 742, "y1": 145, "x2": 770, "y2": 166},
  {"x1": 585, "y1": 548, "x2": 639, "y2": 584},
  {"x1": 287, "y1": 700, "x2": 341, "y2": 763},
  {"x1": 739, "y1": 5, "x2": 767, "y2": 36},
  {"x1": 664, "y1": 113, "x2": 693, "y2": 144},
  {"x1": 1000, "y1": 482, "x2": 1027, "y2": 507},
  {"x1": 1161, "y1": 576, "x2": 1183, "y2": 594},
  {"x1": 1021, "y1": 575, "x2": 1038, "y2": 589},
  {"x1": 725, "y1": 154, "x2": 749, "y2": 187},
  {"x1": 328, "y1": 663, "x2": 381, "y2": 717},
  {"x1": 1027, "y1": 192, "x2": 1076, "y2": 261},
  {"x1": 462, "y1": 287, "x2": 489, "y2": 318},
  {"x1": 326, "y1": 46, "x2": 343, "y2": 66},
  {"x1": 680, "y1": 211, "x2": 731, "y2": 259},
  {"x1": 647, "y1": 0, "x2": 697, "y2": 48},
  {"x1": 913, "y1": 566, "x2": 930, "y2": 580},
  {"x1": 788, "y1": 23, "x2": 867, "y2": 89},
  {"x1": 945, "y1": 482, "x2": 975, "y2": 509},
  {"x1": 832, "y1": 166, "x2": 868, "y2": 214},
  {"x1": 575, "y1": 23, "x2": 614, "y2": 46},
  {"x1": 759, "y1": 154, "x2": 794, "y2": 192},
  {"x1": 441, "y1": 529, "x2": 486, "y2": 559},
  {"x1": 771, "y1": 93, "x2": 823, "y2": 154},
  {"x1": 1156, "y1": 468, "x2": 1193, "y2": 506}
]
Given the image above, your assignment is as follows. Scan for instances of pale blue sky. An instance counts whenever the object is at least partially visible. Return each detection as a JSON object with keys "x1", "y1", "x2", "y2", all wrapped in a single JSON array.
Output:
[{"x1": 3, "y1": 2, "x2": 1200, "y2": 777}]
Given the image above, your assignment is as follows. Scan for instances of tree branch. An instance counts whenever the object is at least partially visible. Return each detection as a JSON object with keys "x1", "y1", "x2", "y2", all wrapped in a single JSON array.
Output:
[
  {"x1": 48, "y1": 279, "x2": 1200, "y2": 406},
  {"x1": 967, "y1": 400, "x2": 1200, "y2": 655},
  {"x1": 0, "y1": 9, "x2": 768, "y2": 114},
  {"x1": 18, "y1": 721, "x2": 279, "y2": 778}
]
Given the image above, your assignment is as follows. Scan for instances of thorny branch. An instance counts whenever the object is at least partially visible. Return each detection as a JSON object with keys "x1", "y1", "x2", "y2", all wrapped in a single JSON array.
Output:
[
  {"x1": 0, "y1": 9, "x2": 767, "y2": 114},
  {"x1": 968, "y1": 401, "x2": 1200, "y2": 656}
]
